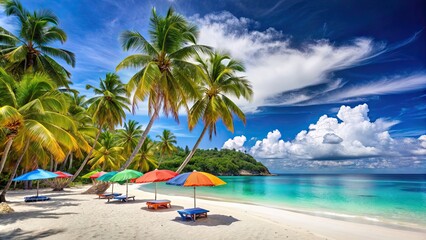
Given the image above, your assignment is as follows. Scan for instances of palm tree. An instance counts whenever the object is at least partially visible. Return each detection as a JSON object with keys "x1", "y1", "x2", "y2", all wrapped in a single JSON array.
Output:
[
  {"x1": 176, "y1": 52, "x2": 253, "y2": 173},
  {"x1": 116, "y1": 7, "x2": 209, "y2": 170},
  {"x1": 131, "y1": 137, "x2": 158, "y2": 172},
  {"x1": 156, "y1": 129, "x2": 177, "y2": 167},
  {"x1": 88, "y1": 131, "x2": 125, "y2": 170},
  {"x1": 116, "y1": 120, "x2": 143, "y2": 158},
  {"x1": 69, "y1": 73, "x2": 130, "y2": 182},
  {"x1": 64, "y1": 93, "x2": 96, "y2": 171},
  {"x1": 0, "y1": 69, "x2": 77, "y2": 175},
  {"x1": 0, "y1": 71, "x2": 78, "y2": 202},
  {"x1": 0, "y1": 0, "x2": 75, "y2": 87}
]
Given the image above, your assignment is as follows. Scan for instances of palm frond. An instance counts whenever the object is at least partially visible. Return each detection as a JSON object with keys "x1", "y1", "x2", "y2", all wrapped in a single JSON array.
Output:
[{"x1": 40, "y1": 46, "x2": 75, "y2": 67}]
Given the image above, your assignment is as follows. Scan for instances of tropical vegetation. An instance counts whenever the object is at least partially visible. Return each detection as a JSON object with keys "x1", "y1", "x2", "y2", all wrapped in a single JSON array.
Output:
[{"x1": 0, "y1": 1, "x2": 264, "y2": 203}]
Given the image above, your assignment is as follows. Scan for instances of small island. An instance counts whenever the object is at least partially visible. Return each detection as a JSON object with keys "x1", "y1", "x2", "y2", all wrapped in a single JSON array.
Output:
[{"x1": 159, "y1": 148, "x2": 272, "y2": 176}]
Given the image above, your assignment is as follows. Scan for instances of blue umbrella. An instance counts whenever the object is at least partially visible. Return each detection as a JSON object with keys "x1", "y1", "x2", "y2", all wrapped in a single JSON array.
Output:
[{"x1": 13, "y1": 169, "x2": 58, "y2": 197}]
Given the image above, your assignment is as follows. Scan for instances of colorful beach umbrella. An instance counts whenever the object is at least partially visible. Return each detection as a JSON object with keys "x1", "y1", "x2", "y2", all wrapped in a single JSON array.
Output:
[
  {"x1": 134, "y1": 169, "x2": 178, "y2": 200},
  {"x1": 109, "y1": 169, "x2": 143, "y2": 198},
  {"x1": 54, "y1": 171, "x2": 73, "y2": 178},
  {"x1": 166, "y1": 170, "x2": 226, "y2": 207},
  {"x1": 97, "y1": 171, "x2": 118, "y2": 181},
  {"x1": 13, "y1": 169, "x2": 58, "y2": 197},
  {"x1": 90, "y1": 171, "x2": 107, "y2": 179},
  {"x1": 97, "y1": 171, "x2": 119, "y2": 194},
  {"x1": 82, "y1": 170, "x2": 100, "y2": 179}
]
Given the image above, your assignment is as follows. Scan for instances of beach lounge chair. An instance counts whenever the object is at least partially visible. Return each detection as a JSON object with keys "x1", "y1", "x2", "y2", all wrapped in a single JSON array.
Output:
[
  {"x1": 177, "y1": 208, "x2": 209, "y2": 221},
  {"x1": 107, "y1": 195, "x2": 135, "y2": 202},
  {"x1": 24, "y1": 196, "x2": 50, "y2": 202},
  {"x1": 146, "y1": 200, "x2": 171, "y2": 209},
  {"x1": 98, "y1": 193, "x2": 122, "y2": 199}
]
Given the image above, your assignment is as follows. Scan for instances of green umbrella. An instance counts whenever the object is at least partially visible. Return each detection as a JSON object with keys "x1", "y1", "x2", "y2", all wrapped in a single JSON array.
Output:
[
  {"x1": 82, "y1": 170, "x2": 100, "y2": 179},
  {"x1": 97, "y1": 171, "x2": 119, "y2": 194},
  {"x1": 109, "y1": 169, "x2": 143, "y2": 199}
]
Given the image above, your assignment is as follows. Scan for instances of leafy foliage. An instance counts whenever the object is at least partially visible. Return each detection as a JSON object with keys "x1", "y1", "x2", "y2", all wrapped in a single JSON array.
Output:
[{"x1": 160, "y1": 148, "x2": 270, "y2": 176}]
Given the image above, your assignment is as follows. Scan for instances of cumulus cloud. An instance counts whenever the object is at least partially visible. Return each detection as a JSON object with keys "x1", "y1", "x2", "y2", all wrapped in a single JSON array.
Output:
[
  {"x1": 222, "y1": 135, "x2": 247, "y2": 152},
  {"x1": 323, "y1": 133, "x2": 343, "y2": 144},
  {"x1": 192, "y1": 11, "x2": 424, "y2": 111},
  {"x1": 226, "y1": 103, "x2": 426, "y2": 170}
]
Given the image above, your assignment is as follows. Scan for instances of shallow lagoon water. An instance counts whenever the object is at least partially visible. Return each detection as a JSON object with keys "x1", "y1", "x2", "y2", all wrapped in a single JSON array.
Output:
[{"x1": 139, "y1": 174, "x2": 426, "y2": 228}]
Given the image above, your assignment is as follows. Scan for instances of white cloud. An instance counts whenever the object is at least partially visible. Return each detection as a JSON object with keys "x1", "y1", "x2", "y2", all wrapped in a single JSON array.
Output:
[
  {"x1": 323, "y1": 133, "x2": 343, "y2": 144},
  {"x1": 308, "y1": 73, "x2": 426, "y2": 105},
  {"x1": 193, "y1": 11, "x2": 424, "y2": 111},
  {"x1": 222, "y1": 135, "x2": 247, "y2": 152},
  {"x1": 413, "y1": 135, "x2": 426, "y2": 155},
  {"x1": 239, "y1": 104, "x2": 426, "y2": 170},
  {"x1": 193, "y1": 12, "x2": 387, "y2": 112}
]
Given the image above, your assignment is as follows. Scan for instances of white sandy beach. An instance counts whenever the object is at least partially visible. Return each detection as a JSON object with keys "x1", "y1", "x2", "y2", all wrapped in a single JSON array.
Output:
[{"x1": 1, "y1": 184, "x2": 425, "y2": 240}]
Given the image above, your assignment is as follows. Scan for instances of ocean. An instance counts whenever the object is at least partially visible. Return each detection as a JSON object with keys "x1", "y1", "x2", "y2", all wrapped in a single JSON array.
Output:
[{"x1": 138, "y1": 174, "x2": 426, "y2": 229}]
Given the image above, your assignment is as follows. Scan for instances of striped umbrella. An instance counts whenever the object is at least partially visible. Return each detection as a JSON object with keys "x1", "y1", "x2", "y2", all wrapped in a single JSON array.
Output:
[{"x1": 166, "y1": 170, "x2": 226, "y2": 207}]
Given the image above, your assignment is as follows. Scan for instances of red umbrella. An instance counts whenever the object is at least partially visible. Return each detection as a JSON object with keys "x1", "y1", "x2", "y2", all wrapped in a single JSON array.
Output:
[
  {"x1": 134, "y1": 169, "x2": 178, "y2": 200},
  {"x1": 90, "y1": 171, "x2": 107, "y2": 179},
  {"x1": 54, "y1": 171, "x2": 73, "y2": 178}
]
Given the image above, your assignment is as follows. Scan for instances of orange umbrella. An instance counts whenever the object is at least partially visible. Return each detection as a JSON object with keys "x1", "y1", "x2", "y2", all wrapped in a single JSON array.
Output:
[
  {"x1": 134, "y1": 169, "x2": 178, "y2": 200},
  {"x1": 166, "y1": 170, "x2": 226, "y2": 207}
]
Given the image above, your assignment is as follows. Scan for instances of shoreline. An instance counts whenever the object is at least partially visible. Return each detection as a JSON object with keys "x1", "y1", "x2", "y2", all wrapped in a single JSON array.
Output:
[
  {"x1": 138, "y1": 184, "x2": 426, "y2": 231},
  {"x1": 1, "y1": 185, "x2": 425, "y2": 240}
]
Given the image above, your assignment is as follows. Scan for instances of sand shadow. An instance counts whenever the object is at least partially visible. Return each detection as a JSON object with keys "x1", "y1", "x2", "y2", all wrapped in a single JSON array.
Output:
[
  {"x1": 0, "y1": 227, "x2": 65, "y2": 240},
  {"x1": 172, "y1": 214, "x2": 240, "y2": 226},
  {"x1": 141, "y1": 204, "x2": 184, "y2": 212},
  {"x1": 8, "y1": 198, "x2": 83, "y2": 210},
  {"x1": 0, "y1": 210, "x2": 77, "y2": 225}
]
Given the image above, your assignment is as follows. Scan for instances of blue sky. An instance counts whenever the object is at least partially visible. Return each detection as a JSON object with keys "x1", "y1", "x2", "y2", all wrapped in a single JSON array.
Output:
[{"x1": 1, "y1": 0, "x2": 425, "y2": 173}]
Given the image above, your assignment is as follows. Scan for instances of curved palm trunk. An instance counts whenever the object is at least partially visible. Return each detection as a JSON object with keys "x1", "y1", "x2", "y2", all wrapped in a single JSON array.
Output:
[
  {"x1": 69, "y1": 126, "x2": 102, "y2": 183},
  {"x1": 68, "y1": 152, "x2": 73, "y2": 170},
  {"x1": 120, "y1": 114, "x2": 156, "y2": 170},
  {"x1": 0, "y1": 140, "x2": 30, "y2": 202},
  {"x1": 176, "y1": 125, "x2": 208, "y2": 174},
  {"x1": 0, "y1": 138, "x2": 14, "y2": 175}
]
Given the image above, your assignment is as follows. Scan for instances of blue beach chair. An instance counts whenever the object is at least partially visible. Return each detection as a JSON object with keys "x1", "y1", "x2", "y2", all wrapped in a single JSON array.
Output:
[
  {"x1": 24, "y1": 196, "x2": 50, "y2": 202},
  {"x1": 177, "y1": 208, "x2": 209, "y2": 221}
]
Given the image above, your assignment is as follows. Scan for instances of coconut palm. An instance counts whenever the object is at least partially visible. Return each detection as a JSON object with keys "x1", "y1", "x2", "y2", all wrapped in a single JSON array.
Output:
[
  {"x1": 88, "y1": 131, "x2": 125, "y2": 170},
  {"x1": 176, "y1": 52, "x2": 253, "y2": 173},
  {"x1": 0, "y1": 69, "x2": 77, "y2": 175},
  {"x1": 116, "y1": 120, "x2": 143, "y2": 158},
  {"x1": 131, "y1": 137, "x2": 158, "y2": 173},
  {"x1": 64, "y1": 93, "x2": 96, "y2": 170},
  {"x1": 0, "y1": 0, "x2": 75, "y2": 87},
  {"x1": 156, "y1": 129, "x2": 177, "y2": 167},
  {"x1": 116, "y1": 7, "x2": 209, "y2": 170},
  {"x1": 0, "y1": 72, "x2": 78, "y2": 202},
  {"x1": 69, "y1": 73, "x2": 130, "y2": 182}
]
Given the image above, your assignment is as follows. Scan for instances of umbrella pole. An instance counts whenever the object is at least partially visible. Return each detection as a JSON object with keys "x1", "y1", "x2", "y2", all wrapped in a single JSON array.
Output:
[
  {"x1": 155, "y1": 182, "x2": 157, "y2": 200},
  {"x1": 36, "y1": 180, "x2": 39, "y2": 197},
  {"x1": 111, "y1": 183, "x2": 114, "y2": 194},
  {"x1": 194, "y1": 187, "x2": 196, "y2": 208},
  {"x1": 126, "y1": 180, "x2": 128, "y2": 198}
]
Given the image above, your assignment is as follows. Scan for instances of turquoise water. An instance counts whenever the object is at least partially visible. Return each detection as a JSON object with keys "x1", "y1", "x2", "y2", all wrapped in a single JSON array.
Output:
[{"x1": 139, "y1": 174, "x2": 426, "y2": 228}]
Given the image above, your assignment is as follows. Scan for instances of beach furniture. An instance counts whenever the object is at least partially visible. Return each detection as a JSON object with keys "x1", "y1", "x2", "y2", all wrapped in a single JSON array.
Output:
[
  {"x1": 166, "y1": 170, "x2": 226, "y2": 208},
  {"x1": 134, "y1": 169, "x2": 178, "y2": 200},
  {"x1": 177, "y1": 208, "x2": 209, "y2": 221},
  {"x1": 13, "y1": 169, "x2": 59, "y2": 202},
  {"x1": 24, "y1": 196, "x2": 50, "y2": 202},
  {"x1": 98, "y1": 192, "x2": 122, "y2": 199},
  {"x1": 108, "y1": 169, "x2": 143, "y2": 201},
  {"x1": 107, "y1": 195, "x2": 135, "y2": 202},
  {"x1": 146, "y1": 200, "x2": 171, "y2": 209}
]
